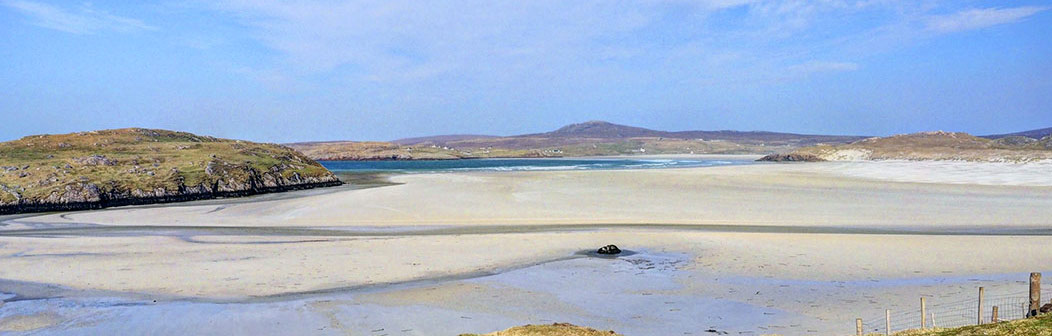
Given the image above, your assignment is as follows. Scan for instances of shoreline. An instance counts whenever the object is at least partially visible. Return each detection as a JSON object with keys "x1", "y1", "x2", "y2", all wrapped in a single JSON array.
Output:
[
  {"x1": 0, "y1": 172, "x2": 396, "y2": 218},
  {"x1": 315, "y1": 153, "x2": 766, "y2": 161},
  {"x1": 314, "y1": 152, "x2": 1052, "y2": 163},
  {"x1": 9, "y1": 222, "x2": 1052, "y2": 239}
]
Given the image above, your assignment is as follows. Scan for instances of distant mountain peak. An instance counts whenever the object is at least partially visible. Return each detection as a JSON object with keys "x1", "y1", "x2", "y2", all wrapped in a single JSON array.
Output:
[
  {"x1": 553, "y1": 120, "x2": 620, "y2": 130},
  {"x1": 983, "y1": 127, "x2": 1052, "y2": 140},
  {"x1": 580, "y1": 120, "x2": 616, "y2": 125},
  {"x1": 548, "y1": 121, "x2": 664, "y2": 138},
  {"x1": 373, "y1": 120, "x2": 870, "y2": 148}
]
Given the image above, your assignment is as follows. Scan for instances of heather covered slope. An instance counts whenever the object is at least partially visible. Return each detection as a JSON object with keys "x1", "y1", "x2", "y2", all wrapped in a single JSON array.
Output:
[
  {"x1": 0, "y1": 128, "x2": 341, "y2": 214},
  {"x1": 762, "y1": 131, "x2": 1052, "y2": 162}
]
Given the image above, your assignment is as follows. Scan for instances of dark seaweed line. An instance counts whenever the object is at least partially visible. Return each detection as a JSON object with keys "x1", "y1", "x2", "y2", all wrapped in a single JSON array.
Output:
[{"x1": 2, "y1": 223, "x2": 1052, "y2": 239}]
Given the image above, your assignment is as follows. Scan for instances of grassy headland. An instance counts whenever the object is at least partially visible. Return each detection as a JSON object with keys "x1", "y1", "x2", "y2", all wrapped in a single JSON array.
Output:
[
  {"x1": 0, "y1": 128, "x2": 340, "y2": 214},
  {"x1": 762, "y1": 131, "x2": 1052, "y2": 162}
]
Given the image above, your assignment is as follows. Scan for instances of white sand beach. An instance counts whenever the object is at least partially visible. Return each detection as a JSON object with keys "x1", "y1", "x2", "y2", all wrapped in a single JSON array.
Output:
[
  {"x1": 18, "y1": 160, "x2": 1052, "y2": 228},
  {"x1": 2, "y1": 158, "x2": 1051, "y2": 335}
]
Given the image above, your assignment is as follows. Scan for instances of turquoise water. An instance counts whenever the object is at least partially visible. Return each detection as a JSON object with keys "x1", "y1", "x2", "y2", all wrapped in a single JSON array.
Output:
[{"x1": 320, "y1": 157, "x2": 757, "y2": 173}]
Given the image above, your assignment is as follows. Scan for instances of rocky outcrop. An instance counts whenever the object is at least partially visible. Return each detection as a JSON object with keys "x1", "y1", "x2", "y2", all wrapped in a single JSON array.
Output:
[
  {"x1": 0, "y1": 165, "x2": 341, "y2": 214},
  {"x1": 757, "y1": 153, "x2": 825, "y2": 162},
  {"x1": 72, "y1": 155, "x2": 116, "y2": 166}
]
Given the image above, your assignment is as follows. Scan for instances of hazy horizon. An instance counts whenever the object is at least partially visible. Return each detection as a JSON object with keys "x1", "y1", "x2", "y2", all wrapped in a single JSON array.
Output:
[{"x1": 2, "y1": 1, "x2": 1051, "y2": 143}]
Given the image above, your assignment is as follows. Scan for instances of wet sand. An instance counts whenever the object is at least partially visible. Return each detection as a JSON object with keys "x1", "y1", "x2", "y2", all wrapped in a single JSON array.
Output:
[{"x1": 1, "y1": 158, "x2": 1051, "y2": 335}]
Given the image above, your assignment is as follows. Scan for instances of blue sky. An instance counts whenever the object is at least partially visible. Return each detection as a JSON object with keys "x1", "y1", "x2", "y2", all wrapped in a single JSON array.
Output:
[{"x1": 1, "y1": 1, "x2": 1050, "y2": 142}]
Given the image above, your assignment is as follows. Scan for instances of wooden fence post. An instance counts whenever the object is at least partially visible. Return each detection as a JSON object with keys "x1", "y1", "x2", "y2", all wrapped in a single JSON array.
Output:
[
  {"x1": 978, "y1": 286, "x2": 985, "y2": 325},
  {"x1": 856, "y1": 318, "x2": 863, "y2": 336},
  {"x1": 921, "y1": 297, "x2": 927, "y2": 329},
  {"x1": 1029, "y1": 272, "x2": 1042, "y2": 318},
  {"x1": 885, "y1": 309, "x2": 891, "y2": 336},
  {"x1": 992, "y1": 306, "x2": 999, "y2": 323}
]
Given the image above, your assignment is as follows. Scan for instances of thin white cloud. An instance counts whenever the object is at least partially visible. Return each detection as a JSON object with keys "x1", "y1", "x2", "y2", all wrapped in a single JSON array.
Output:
[
  {"x1": 209, "y1": 1, "x2": 663, "y2": 80},
  {"x1": 786, "y1": 61, "x2": 860, "y2": 77},
  {"x1": 926, "y1": 6, "x2": 1048, "y2": 33},
  {"x1": 199, "y1": 1, "x2": 1046, "y2": 93},
  {"x1": 695, "y1": 0, "x2": 760, "y2": 10},
  {"x1": 2, "y1": 0, "x2": 156, "y2": 34}
]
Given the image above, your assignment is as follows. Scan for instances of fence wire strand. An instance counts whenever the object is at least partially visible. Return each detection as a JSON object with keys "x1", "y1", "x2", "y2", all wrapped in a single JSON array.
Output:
[{"x1": 857, "y1": 287, "x2": 1052, "y2": 335}]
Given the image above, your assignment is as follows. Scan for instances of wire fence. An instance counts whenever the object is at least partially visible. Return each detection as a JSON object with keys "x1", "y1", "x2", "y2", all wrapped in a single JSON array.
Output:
[{"x1": 856, "y1": 286, "x2": 1052, "y2": 335}]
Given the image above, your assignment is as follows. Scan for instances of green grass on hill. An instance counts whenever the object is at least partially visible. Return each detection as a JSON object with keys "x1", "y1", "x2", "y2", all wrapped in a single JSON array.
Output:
[
  {"x1": 0, "y1": 128, "x2": 336, "y2": 207},
  {"x1": 892, "y1": 313, "x2": 1052, "y2": 336}
]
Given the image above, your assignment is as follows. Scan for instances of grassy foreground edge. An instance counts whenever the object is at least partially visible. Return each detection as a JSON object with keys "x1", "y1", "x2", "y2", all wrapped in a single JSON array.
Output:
[
  {"x1": 459, "y1": 315, "x2": 1052, "y2": 336},
  {"x1": 888, "y1": 313, "x2": 1052, "y2": 336},
  {"x1": 459, "y1": 323, "x2": 622, "y2": 336}
]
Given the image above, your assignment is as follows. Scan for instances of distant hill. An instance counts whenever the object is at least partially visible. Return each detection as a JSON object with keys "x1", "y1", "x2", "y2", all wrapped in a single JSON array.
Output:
[
  {"x1": 291, "y1": 121, "x2": 870, "y2": 160},
  {"x1": 391, "y1": 134, "x2": 500, "y2": 145},
  {"x1": 983, "y1": 127, "x2": 1052, "y2": 140},
  {"x1": 526, "y1": 120, "x2": 668, "y2": 138},
  {"x1": 762, "y1": 131, "x2": 1052, "y2": 162},
  {"x1": 0, "y1": 128, "x2": 341, "y2": 214},
  {"x1": 393, "y1": 120, "x2": 867, "y2": 149},
  {"x1": 284, "y1": 140, "x2": 541, "y2": 160},
  {"x1": 292, "y1": 123, "x2": 1052, "y2": 162}
]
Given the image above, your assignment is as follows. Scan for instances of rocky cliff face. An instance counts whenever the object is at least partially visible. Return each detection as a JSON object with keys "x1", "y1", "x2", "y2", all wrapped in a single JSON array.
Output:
[
  {"x1": 0, "y1": 128, "x2": 342, "y2": 214},
  {"x1": 0, "y1": 170, "x2": 340, "y2": 214}
]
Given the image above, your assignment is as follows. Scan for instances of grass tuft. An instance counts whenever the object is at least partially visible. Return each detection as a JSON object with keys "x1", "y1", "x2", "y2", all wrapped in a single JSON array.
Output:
[{"x1": 459, "y1": 323, "x2": 622, "y2": 336}]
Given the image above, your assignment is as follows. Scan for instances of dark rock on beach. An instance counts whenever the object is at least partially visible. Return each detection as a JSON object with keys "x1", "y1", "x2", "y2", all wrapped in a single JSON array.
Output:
[
  {"x1": 597, "y1": 245, "x2": 622, "y2": 255},
  {"x1": 757, "y1": 153, "x2": 825, "y2": 162}
]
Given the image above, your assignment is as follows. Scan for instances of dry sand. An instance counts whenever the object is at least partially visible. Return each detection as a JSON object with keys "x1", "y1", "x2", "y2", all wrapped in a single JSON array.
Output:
[
  {"x1": 1, "y1": 158, "x2": 1051, "y2": 335},
  {"x1": 17, "y1": 160, "x2": 1052, "y2": 228},
  {"x1": 2, "y1": 230, "x2": 1051, "y2": 300}
]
